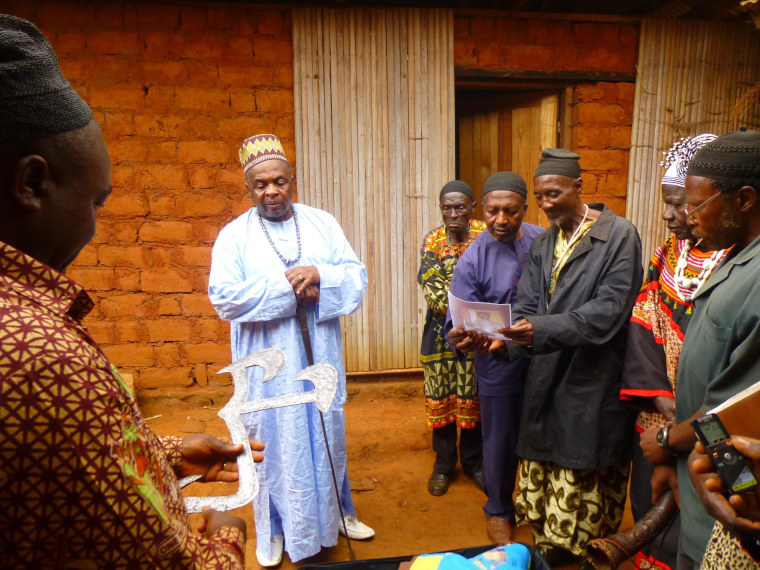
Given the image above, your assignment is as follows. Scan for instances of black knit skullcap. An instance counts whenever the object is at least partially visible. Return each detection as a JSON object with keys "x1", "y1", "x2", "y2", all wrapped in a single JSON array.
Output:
[
  {"x1": 534, "y1": 148, "x2": 581, "y2": 179},
  {"x1": 439, "y1": 180, "x2": 474, "y2": 200},
  {"x1": 482, "y1": 171, "x2": 527, "y2": 198},
  {"x1": 0, "y1": 15, "x2": 93, "y2": 142},
  {"x1": 686, "y1": 130, "x2": 760, "y2": 181}
]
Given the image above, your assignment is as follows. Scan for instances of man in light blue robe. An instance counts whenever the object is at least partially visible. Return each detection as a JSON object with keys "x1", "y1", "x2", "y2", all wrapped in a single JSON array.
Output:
[{"x1": 208, "y1": 134, "x2": 371, "y2": 566}]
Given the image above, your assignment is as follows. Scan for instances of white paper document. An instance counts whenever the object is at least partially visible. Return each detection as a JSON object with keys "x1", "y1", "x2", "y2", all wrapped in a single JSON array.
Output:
[{"x1": 448, "y1": 291, "x2": 512, "y2": 340}]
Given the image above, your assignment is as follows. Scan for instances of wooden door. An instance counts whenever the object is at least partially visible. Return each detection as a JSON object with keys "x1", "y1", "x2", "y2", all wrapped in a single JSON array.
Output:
[{"x1": 457, "y1": 90, "x2": 560, "y2": 227}]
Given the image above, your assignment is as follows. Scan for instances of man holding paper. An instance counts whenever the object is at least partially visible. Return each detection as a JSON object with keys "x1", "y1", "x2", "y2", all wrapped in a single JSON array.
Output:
[
  {"x1": 446, "y1": 172, "x2": 542, "y2": 544},
  {"x1": 468, "y1": 150, "x2": 642, "y2": 566}
]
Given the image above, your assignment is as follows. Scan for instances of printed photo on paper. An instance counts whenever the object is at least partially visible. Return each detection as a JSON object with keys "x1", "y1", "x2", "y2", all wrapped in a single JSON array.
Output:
[{"x1": 448, "y1": 291, "x2": 512, "y2": 340}]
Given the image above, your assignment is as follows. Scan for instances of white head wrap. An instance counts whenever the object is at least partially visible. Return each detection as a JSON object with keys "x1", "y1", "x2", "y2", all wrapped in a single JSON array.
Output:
[{"x1": 660, "y1": 133, "x2": 719, "y2": 187}]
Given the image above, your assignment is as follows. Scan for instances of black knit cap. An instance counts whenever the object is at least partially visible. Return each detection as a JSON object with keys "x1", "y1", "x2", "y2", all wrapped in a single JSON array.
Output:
[
  {"x1": 686, "y1": 130, "x2": 760, "y2": 181},
  {"x1": 534, "y1": 148, "x2": 581, "y2": 179},
  {"x1": 0, "y1": 15, "x2": 93, "y2": 142},
  {"x1": 439, "y1": 179, "x2": 474, "y2": 200},
  {"x1": 482, "y1": 171, "x2": 527, "y2": 198}
]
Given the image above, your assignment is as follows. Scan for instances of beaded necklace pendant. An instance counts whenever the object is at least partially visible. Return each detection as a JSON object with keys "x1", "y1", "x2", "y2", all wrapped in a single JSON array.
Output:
[{"x1": 257, "y1": 207, "x2": 302, "y2": 266}]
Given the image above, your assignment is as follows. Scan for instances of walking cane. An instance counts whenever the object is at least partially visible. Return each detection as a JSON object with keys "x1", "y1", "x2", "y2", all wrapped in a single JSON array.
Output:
[{"x1": 296, "y1": 302, "x2": 357, "y2": 561}]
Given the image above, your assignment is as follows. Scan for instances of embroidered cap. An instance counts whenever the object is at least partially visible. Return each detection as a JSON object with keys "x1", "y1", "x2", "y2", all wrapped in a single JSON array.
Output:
[
  {"x1": 0, "y1": 15, "x2": 93, "y2": 141},
  {"x1": 239, "y1": 133, "x2": 288, "y2": 173},
  {"x1": 687, "y1": 129, "x2": 760, "y2": 181}
]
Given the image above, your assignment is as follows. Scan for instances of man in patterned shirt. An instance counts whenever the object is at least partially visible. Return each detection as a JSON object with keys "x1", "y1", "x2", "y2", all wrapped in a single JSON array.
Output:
[
  {"x1": 0, "y1": 15, "x2": 260, "y2": 568},
  {"x1": 418, "y1": 180, "x2": 486, "y2": 498}
]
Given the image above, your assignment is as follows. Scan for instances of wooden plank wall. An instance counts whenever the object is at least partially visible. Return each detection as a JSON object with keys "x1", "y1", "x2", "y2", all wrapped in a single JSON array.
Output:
[
  {"x1": 293, "y1": 7, "x2": 454, "y2": 373},
  {"x1": 627, "y1": 18, "x2": 760, "y2": 260}
]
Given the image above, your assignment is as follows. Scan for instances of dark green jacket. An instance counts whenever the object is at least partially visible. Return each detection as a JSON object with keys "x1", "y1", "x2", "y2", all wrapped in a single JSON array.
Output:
[{"x1": 676, "y1": 234, "x2": 760, "y2": 561}]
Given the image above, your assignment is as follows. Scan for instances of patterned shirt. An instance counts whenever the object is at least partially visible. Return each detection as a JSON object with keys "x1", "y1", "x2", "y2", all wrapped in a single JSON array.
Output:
[
  {"x1": 418, "y1": 220, "x2": 487, "y2": 428},
  {"x1": 0, "y1": 241, "x2": 244, "y2": 569},
  {"x1": 620, "y1": 236, "x2": 728, "y2": 431},
  {"x1": 418, "y1": 220, "x2": 488, "y2": 317}
]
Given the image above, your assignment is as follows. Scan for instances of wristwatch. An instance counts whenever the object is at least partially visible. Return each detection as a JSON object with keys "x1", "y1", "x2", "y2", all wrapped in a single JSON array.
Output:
[{"x1": 656, "y1": 425, "x2": 671, "y2": 449}]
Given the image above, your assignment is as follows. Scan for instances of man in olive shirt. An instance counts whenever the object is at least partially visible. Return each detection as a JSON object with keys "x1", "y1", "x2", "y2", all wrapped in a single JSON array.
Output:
[{"x1": 637, "y1": 130, "x2": 760, "y2": 567}]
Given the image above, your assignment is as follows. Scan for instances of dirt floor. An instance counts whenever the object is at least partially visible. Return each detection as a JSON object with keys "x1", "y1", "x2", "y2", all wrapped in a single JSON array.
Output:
[{"x1": 138, "y1": 378, "x2": 634, "y2": 570}]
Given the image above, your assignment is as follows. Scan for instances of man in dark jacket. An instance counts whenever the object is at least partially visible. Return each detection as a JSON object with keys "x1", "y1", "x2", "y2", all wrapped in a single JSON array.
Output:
[{"x1": 470, "y1": 149, "x2": 643, "y2": 567}]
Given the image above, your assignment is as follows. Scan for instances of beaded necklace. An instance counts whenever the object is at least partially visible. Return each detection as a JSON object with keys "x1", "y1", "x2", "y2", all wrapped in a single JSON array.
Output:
[
  {"x1": 674, "y1": 239, "x2": 724, "y2": 302},
  {"x1": 257, "y1": 207, "x2": 302, "y2": 266}
]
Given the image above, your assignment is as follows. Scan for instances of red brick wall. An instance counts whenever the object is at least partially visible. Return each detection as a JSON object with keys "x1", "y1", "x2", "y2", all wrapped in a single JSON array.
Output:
[
  {"x1": 454, "y1": 12, "x2": 638, "y2": 215},
  {"x1": 4, "y1": 0, "x2": 296, "y2": 389},
  {"x1": 574, "y1": 82, "x2": 635, "y2": 214},
  {"x1": 2, "y1": 4, "x2": 638, "y2": 388}
]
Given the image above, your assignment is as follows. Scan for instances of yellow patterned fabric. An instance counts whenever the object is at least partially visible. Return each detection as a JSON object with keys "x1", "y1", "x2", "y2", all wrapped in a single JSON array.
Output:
[
  {"x1": 418, "y1": 221, "x2": 486, "y2": 429},
  {"x1": 549, "y1": 219, "x2": 595, "y2": 298},
  {"x1": 239, "y1": 133, "x2": 287, "y2": 173},
  {"x1": 515, "y1": 459, "x2": 629, "y2": 556},
  {"x1": 0, "y1": 240, "x2": 244, "y2": 568},
  {"x1": 701, "y1": 522, "x2": 760, "y2": 569}
]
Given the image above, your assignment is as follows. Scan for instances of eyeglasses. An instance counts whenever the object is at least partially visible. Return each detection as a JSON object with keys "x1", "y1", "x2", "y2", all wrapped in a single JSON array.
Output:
[{"x1": 684, "y1": 191, "x2": 722, "y2": 222}]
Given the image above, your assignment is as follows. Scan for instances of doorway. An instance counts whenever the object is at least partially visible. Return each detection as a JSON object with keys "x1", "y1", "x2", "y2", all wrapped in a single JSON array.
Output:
[{"x1": 456, "y1": 88, "x2": 567, "y2": 227}]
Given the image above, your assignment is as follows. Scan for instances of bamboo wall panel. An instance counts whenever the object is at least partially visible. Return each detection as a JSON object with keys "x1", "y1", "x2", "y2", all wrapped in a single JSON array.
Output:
[
  {"x1": 627, "y1": 18, "x2": 760, "y2": 260},
  {"x1": 293, "y1": 7, "x2": 454, "y2": 373}
]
